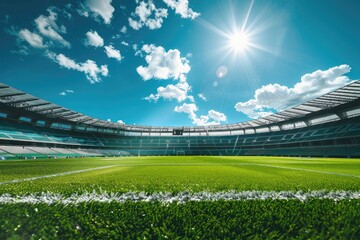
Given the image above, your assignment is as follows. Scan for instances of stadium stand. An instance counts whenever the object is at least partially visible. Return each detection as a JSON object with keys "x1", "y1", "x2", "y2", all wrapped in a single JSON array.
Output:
[{"x1": 0, "y1": 81, "x2": 359, "y2": 158}]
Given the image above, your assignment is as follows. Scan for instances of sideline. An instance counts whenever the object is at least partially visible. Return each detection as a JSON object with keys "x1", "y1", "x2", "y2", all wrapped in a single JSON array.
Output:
[{"x1": 0, "y1": 190, "x2": 360, "y2": 204}]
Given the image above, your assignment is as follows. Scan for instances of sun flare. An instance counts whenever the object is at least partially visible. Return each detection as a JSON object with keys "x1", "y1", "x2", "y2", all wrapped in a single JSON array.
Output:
[{"x1": 229, "y1": 31, "x2": 250, "y2": 53}]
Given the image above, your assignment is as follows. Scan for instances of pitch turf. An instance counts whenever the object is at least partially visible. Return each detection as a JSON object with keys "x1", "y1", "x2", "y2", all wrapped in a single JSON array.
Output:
[{"x1": 1, "y1": 156, "x2": 360, "y2": 238}]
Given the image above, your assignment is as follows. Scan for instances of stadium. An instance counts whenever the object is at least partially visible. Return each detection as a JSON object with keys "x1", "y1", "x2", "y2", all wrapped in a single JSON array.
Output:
[
  {"x1": 1, "y1": 0, "x2": 360, "y2": 239},
  {"x1": 1, "y1": 81, "x2": 360, "y2": 238},
  {"x1": 0, "y1": 81, "x2": 360, "y2": 158}
]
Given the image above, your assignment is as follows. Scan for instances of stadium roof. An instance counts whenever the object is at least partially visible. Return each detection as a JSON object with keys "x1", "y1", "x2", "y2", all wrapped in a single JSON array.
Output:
[{"x1": 0, "y1": 81, "x2": 360, "y2": 132}]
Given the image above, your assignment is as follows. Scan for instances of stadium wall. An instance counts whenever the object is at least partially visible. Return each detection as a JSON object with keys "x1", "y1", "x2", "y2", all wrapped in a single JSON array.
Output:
[{"x1": 1, "y1": 81, "x2": 360, "y2": 158}]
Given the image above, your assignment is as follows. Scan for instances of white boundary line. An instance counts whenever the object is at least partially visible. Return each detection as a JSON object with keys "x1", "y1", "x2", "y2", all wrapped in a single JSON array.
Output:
[
  {"x1": 0, "y1": 190, "x2": 360, "y2": 204},
  {"x1": 0, "y1": 165, "x2": 117, "y2": 185}
]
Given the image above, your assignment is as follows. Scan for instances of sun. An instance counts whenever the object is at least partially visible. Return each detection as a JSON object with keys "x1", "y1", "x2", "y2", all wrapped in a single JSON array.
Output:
[{"x1": 228, "y1": 31, "x2": 250, "y2": 53}]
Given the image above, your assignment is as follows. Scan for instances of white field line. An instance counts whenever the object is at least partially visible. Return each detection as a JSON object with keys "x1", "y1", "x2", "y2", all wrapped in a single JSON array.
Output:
[
  {"x1": 253, "y1": 164, "x2": 360, "y2": 178},
  {"x1": 0, "y1": 191, "x2": 360, "y2": 204},
  {"x1": 0, "y1": 165, "x2": 116, "y2": 185}
]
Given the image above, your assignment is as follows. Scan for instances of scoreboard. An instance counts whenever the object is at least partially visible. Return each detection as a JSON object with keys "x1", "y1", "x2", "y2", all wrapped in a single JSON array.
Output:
[{"x1": 172, "y1": 129, "x2": 183, "y2": 135}]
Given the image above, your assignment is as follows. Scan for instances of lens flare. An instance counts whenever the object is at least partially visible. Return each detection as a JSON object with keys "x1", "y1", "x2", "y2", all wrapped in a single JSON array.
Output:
[{"x1": 216, "y1": 66, "x2": 228, "y2": 78}]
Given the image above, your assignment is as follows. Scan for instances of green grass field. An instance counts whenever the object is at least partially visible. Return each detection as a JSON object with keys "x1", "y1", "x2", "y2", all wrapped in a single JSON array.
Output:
[{"x1": 1, "y1": 156, "x2": 360, "y2": 238}]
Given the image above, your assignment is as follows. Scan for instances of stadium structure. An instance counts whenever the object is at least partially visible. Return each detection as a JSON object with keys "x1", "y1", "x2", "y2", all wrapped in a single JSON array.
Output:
[{"x1": 0, "y1": 81, "x2": 360, "y2": 159}]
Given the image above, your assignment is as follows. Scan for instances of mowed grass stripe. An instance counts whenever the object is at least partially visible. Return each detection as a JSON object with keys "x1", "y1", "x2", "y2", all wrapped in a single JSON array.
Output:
[
  {"x1": 0, "y1": 165, "x2": 116, "y2": 185},
  {"x1": 67, "y1": 162, "x2": 360, "y2": 178},
  {"x1": 1, "y1": 165, "x2": 360, "y2": 194},
  {"x1": 0, "y1": 158, "x2": 118, "y2": 182},
  {"x1": 253, "y1": 163, "x2": 360, "y2": 179}
]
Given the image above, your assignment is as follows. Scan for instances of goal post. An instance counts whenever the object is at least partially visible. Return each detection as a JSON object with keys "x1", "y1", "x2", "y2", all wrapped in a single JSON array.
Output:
[{"x1": 177, "y1": 151, "x2": 185, "y2": 156}]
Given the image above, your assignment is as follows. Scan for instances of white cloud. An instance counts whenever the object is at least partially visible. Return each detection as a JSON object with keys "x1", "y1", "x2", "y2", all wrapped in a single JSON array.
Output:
[
  {"x1": 174, "y1": 103, "x2": 198, "y2": 118},
  {"x1": 59, "y1": 89, "x2": 74, "y2": 96},
  {"x1": 121, "y1": 41, "x2": 129, "y2": 46},
  {"x1": 80, "y1": 0, "x2": 115, "y2": 24},
  {"x1": 140, "y1": 44, "x2": 194, "y2": 103},
  {"x1": 17, "y1": 29, "x2": 46, "y2": 49},
  {"x1": 143, "y1": 93, "x2": 157, "y2": 102},
  {"x1": 8, "y1": 7, "x2": 71, "y2": 54},
  {"x1": 235, "y1": 64, "x2": 352, "y2": 118},
  {"x1": 128, "y1": 18, "x2": 142, "y2": 30},
  {"x1": 144, "y1": 81, "x2": 193, "y2": 102},
  {"x1": 112, "y1": 26, "x2": 128, "y2": 39},
  {"x1": 163, "y1": 0, "x2": 200, "y2": 19},
  {"x1": 117, "y1": 120, "x2": 125, "y2": 124},
  {"x1": 128, "y1": 1, "x2": 168, "y2": 30},
  {"x1": 46, "y1": 51, "x2": 108, "y2": 84},
  {"x1": 35, "y1": 8, "x2": 70, "y2": 48},
  {"x1": 198, "y1": 93, "x2": 207, "y2": 101},
  {"x1": 104, "y1": 45, "x2": 122, "y2": 61},
  {"x1": 120, "y1": 26, "x2": 127, "y2": 34},
  {"x1": 133, "y1": 44, "x2": 143, "y2": 56},
  {"x1": 136, "y1": 44, "x2": 190, "y2": 81},
  {"x1": 192, "y1": 110, "x2": 227, "y2": 126},
  {"x1": 84, "y1": 30, "x2": 104, "y2": 47},
  {"x1": 63, "y1": 4, "x2": 73, "y2": 19},
  {"x1": 175, "y1": 103, "x2": 227, "y2": 126},
  {"x1": 208, "y1": 110, "x2": 227, "y2": 122}
]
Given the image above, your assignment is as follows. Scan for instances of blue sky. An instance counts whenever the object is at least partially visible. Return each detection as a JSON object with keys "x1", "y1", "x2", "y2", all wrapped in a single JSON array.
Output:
[{"x1": 0, "y1": 0, "x2": 359, "y2": 126}]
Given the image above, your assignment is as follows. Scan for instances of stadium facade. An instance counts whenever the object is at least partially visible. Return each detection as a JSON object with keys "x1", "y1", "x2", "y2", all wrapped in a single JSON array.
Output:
[{"x1": 0, "y1": 81, "x2": 360, "y2": 158}]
